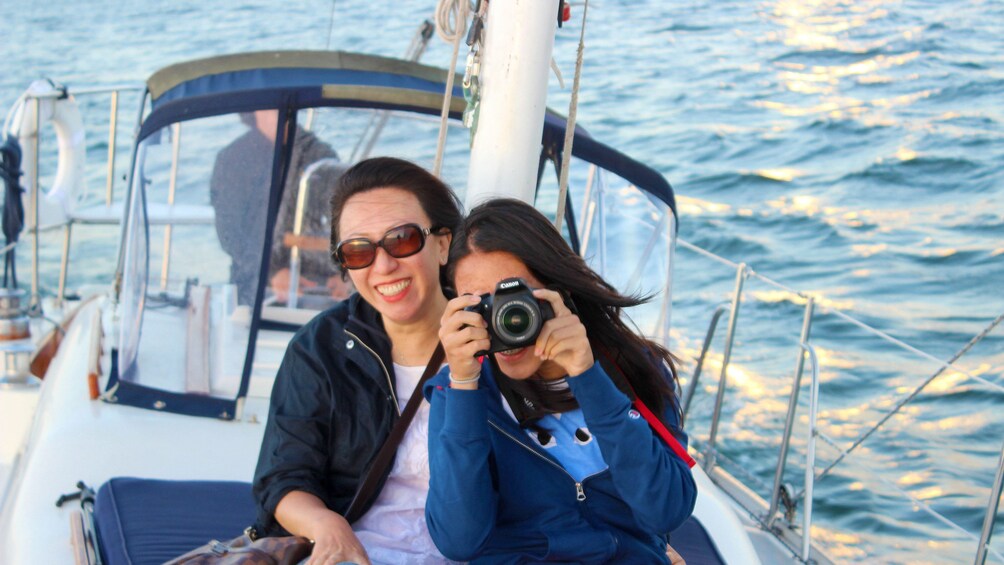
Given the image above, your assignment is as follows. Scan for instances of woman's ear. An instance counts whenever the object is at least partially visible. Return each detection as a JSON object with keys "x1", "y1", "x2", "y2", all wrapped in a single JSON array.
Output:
[{"x1": 438, "y1": 232, "x2": 452, "y2": 265}]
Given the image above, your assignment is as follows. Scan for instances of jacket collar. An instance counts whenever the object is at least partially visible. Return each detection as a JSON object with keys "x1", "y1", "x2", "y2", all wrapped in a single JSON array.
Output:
[{"x1": 342, "y1": 293, "x2": 394, "y2": 378}]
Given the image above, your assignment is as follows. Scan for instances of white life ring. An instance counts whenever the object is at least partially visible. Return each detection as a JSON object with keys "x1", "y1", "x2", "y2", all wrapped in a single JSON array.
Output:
[{"x1": 3, "y1": 79, "x2": 86, "y2": 228}]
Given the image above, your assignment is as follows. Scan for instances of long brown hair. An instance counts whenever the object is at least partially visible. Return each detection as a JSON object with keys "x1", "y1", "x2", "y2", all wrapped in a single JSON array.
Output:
[{"x1": 447, "y1": 198, "x2": 680, "y2": 424}]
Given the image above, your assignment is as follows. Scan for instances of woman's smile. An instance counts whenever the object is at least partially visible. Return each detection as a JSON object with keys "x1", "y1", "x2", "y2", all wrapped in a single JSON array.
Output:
[
  {"x1": 495, "y1": 347, "x2": 530, "y2": 362},
  {"x1": 375, "y1": 278, "x2": 411, "y2": 300}
]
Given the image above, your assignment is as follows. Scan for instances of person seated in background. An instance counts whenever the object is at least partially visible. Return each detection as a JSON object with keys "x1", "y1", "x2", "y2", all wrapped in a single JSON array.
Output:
[
  {"x1": 427, "y1": 198, "x2": 697, "y2": 563},
  {"x1": 210, "y1": 109, "x2": 353, "y2": 306}
]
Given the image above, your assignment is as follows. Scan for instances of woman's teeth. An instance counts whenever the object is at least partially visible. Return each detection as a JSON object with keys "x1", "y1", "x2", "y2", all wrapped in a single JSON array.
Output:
[{"x1": 376, "y1": 280, "x2": 410, "y2": 296}]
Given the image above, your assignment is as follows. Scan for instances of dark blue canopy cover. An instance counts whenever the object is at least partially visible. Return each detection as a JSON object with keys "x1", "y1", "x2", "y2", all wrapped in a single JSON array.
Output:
[{"x1": 142, "y1": 50, "x2": 675, "y2": 212}]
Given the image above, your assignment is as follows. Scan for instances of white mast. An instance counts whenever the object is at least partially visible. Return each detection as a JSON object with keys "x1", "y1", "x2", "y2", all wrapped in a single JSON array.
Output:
[{"x1": 465, "y1": 0, "x2": 559, "y2": 207}]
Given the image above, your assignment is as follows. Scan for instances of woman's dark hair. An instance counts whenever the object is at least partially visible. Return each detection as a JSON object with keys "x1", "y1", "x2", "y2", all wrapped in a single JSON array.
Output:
[
  {"x1": 447, "y1": 198, "x2": 680, "y2": 425},
  {"x1": 329, "y1": 157, "x2": 463, "y2": 288}
]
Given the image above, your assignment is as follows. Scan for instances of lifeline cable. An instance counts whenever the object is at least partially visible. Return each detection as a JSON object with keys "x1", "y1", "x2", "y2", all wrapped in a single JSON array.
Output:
[{"x1": 800, "y1": 309, "x2": 1004, "y2": 497}]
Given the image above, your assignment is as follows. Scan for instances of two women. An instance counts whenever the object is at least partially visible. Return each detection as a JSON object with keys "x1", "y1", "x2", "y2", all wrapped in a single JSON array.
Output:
[
  {"x1": 427, "y1": 198, "x2": 697, "y2": 563},
  {"x1": 253, "y1": 156, "x2": 694, "y2": 564}
]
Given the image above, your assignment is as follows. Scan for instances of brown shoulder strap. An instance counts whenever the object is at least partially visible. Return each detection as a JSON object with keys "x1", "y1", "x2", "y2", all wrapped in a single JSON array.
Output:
[{"x1": 343, "y1": 342, "x2": 445, "y2": 523}]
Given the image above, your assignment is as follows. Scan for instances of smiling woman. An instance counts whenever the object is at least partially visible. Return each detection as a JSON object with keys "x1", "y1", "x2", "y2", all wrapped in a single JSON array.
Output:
[{"x1": 251, "y1": 157, "x2": 463, "y2": 565}]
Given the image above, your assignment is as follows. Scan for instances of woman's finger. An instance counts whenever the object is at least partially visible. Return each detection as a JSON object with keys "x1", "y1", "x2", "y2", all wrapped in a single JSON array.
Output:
[
  {"x1": 535, "y1": 316, "x2": 593, "y2": 375},
  {"x1": 532, "y1": 288, "x2": 572, "y2": 318},
  {"x1": 534, "y1": 315, "x2": 580, "y2": 356},
  {"x1": 440, "y1": 312, "x2": 483, "y2": 337},
  {"x1": 541, "y1": 324, "x2": 587, "y2": 362},
  {"x1": 442, "y1": 294, "x2": 483, "y2": 320}
]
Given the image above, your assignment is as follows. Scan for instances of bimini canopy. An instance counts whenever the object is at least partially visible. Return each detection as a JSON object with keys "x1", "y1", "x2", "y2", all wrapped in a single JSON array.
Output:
[
  {"x1": 140, "y1": 50, "x2": 675, "y2": 214},
  {"x1": 107, "y1": 50, "x2": 678, "y2": 420}
]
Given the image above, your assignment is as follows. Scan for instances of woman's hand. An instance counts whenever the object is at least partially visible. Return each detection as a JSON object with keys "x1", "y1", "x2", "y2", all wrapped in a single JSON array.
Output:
[
  {"x1": 532, "y1": 289, "x2": 594, "y2": 377},
  {"x1": 326, "y1": 275, "x2": 354, "y2": 301},
  {"x1": 666, "y1": 543, "x2": 687, "y2": 565},
  {"x1": 275, "y1": 491, "x2": 370, "y2": 565},
  {"x1": 270, "y1": 268, "x2": 318, "y2": 302},
  {"x1": 438, "y1": 294, "x2": 491, "y2": 390},
  {"x1": 306, "y1": 511, "x2": 370, "y2": 565}
]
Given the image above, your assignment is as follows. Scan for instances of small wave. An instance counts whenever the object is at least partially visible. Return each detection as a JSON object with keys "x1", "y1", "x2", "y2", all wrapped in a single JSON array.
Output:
[
  {"x1": 685, "y1": 229, "x2": 772, "y2": 262},
  {"x1": 658, "y1": 23, "x2": 713, "y2": 32},
  {"x1": 683, "y1": 170, "x2": 794, "y2": 193},
  {"x1": 931, "y1": 77, "x2": 1004, "y2": 103},
  {"x1": 802, "y1": 117, "x2": 885, "y2": 136},
  {"x1": 913, "y1": 386, "x2": 1004, "y2": 406},
  {"x1": 771, "y1": 46, "x2": 884, "y2": 66},
  {"x1": 839, "y1": 155, "x2": 984, "y2": 189},
  {"x1": 945, "y1": 208, "x2": 1004, "y2": 235},
  {"x1": 896, "y1": 246, "x2": 995, "y2": 268}
]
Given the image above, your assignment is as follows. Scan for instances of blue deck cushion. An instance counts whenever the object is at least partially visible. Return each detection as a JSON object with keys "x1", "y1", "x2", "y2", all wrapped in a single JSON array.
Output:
[
  {"x1": 90, "y1": 478, "x2": 718, "y2": 565},
  {"x1": 670, "y1": 516, "x2": 726, "y2": 565},
  {"x1": 93, "y1": 477, "x2": 256, "y2": 565}
]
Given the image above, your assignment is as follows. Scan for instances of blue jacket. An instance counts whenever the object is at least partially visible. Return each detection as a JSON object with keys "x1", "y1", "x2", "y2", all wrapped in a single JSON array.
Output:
[{"x1": 424, "y1": 361, "x2": 697, "y2": 564}]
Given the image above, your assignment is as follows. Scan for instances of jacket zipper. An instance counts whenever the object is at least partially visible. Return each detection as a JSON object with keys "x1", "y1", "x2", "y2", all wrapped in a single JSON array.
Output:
[
  {"x1": 344, "y1": 329, "x2": 400, "y2": 415},
  {"x1": 487, "y1": 420, "x2": 605, "y2": 502}
]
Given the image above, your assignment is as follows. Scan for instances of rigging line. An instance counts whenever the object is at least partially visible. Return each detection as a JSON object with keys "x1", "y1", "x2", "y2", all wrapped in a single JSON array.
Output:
[
  {"x1": 432, "y1": 0, "x2": 470, "y2": 177},
  {"x1": 870, "y1": 468, "x2": 1004, "y2": 562},
  {"x1": 324, "y1": 0, "x2": 337, "y2": 50},
  {"x1": 823, "y1": 307, "x2": 1004, "y2": 394},
  {"x1": 806, "y1": 310, "x2": 1004, "y2": 492},
  {"x1": 691, "y1": 438, "x2": 774, "y2": 494},
  {"x1": 808, "y1": 431, "x2": 1004, "y2": 561},
  {"x1": 554, "y1": 0, "x2": 589, "y2": 234},
  {"x1": 351, "y1": 21, "x2": 435, "y2": 162}
]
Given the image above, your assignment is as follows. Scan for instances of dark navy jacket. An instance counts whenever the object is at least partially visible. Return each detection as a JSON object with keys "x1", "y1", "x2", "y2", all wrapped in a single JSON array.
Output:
[
  {"x1": 252, "y1": 294, "x2": 401, "y2": 536},
  {"x1": 424, "y1": 361, "x2": 697, "y2": 564}
]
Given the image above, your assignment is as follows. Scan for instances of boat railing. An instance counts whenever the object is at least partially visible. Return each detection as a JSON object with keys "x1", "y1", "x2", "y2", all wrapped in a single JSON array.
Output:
[
  {"x1": 286, "y1": 157, "x2": 342, "y2": 309},
  {"x1": 9, "y1": 83, "x2": 145, "y2": 308},
  {"x1": 675, "y1": 238, "x2": 1004, "y2": 563}
]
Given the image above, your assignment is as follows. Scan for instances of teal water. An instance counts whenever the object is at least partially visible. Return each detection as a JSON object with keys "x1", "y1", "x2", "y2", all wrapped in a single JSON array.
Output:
[{"x1": 4, "y1": 1, "x2": 1003, "y2": 563}]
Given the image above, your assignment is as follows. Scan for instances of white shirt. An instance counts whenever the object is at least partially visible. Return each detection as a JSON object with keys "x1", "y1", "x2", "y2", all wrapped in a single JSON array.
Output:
[{"x1": 353, "y1": 362, "x2": 454, "y2": 565}]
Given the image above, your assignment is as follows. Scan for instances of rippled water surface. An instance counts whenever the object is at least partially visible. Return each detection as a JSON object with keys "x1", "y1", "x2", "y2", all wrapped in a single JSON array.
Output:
[{"x1": 4, "y1": 1, "x2": 1003, "y2": 563}]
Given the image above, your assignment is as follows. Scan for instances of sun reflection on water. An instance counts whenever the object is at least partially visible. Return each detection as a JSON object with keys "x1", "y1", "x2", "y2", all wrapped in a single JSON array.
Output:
[
  {"x1": 896, "y1": 471, "x2": 926, "y2": 486},
  {"x1": 758, "y1": 0, "x2": 926, "y2": 127}
]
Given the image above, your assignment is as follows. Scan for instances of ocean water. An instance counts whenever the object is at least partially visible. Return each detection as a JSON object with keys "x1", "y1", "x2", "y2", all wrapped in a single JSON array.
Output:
[{"x1": 3, "y1": 1, "x2": 1003, "y2": 563}]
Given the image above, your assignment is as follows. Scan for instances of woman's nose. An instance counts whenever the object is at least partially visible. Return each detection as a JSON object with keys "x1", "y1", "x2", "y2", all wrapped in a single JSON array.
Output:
[{"x1": 370, "y1": 246, "x2": 399, "y2": 273}]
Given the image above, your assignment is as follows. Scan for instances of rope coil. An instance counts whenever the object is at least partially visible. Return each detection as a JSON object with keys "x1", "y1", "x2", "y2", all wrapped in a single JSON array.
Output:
[{"x1": 432, "y1": 0, "x2": 473, "y2": 176}]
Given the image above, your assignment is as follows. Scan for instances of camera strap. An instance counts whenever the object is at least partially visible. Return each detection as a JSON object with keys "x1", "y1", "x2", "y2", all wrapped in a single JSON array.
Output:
[{"x1": 343, "y1": 342, "x2": 446, "y2": 522}]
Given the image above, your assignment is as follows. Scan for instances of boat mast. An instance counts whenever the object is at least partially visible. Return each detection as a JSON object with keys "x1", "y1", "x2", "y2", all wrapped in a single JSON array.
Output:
[{"x1": 465, "y1": 0, "x2": 559, "y2": 207}]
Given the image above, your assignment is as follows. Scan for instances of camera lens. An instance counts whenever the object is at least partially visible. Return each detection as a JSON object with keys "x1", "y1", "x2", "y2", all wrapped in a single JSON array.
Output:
[
  {"x1": 494, "y1": 300, "x2": 540, "y2": 346},
  {"x1": 500, "y1": 306, "x2": 531, "y2": 335}
]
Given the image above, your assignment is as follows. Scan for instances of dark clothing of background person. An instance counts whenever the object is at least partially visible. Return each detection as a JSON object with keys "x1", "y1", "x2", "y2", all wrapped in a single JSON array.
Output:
[{"x1": 210, "y1": 126, "x2": 342, "y2": 305}]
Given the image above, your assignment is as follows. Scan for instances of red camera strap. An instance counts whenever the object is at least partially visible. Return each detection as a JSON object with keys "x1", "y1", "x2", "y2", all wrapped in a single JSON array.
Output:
[
  {"x1": 600, "y1": 353, "x2": 696, "y2": 469},
  {"x1": 631, "y1": 396, "x2": 696, "y2": 469}
]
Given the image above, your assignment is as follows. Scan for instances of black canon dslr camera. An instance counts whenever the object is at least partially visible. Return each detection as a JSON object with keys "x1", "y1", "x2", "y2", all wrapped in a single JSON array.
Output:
[{"x1": 465, "y1": 277, "x2": 555, "y2": 355}]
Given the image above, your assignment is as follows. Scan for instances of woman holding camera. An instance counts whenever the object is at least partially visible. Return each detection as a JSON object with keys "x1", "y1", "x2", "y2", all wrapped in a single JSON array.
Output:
[
  {"x1": 252, "y1": 157, "x2": 462, "y2": 565},
  {"x1": 426, "y1": 198, "x2": 697, "y2": 563}
]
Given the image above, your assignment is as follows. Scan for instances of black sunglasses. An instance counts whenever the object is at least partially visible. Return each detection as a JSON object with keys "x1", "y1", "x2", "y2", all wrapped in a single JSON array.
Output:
[{"x1": 334, "y1": 223, "x2": 446, "y2": 270}]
